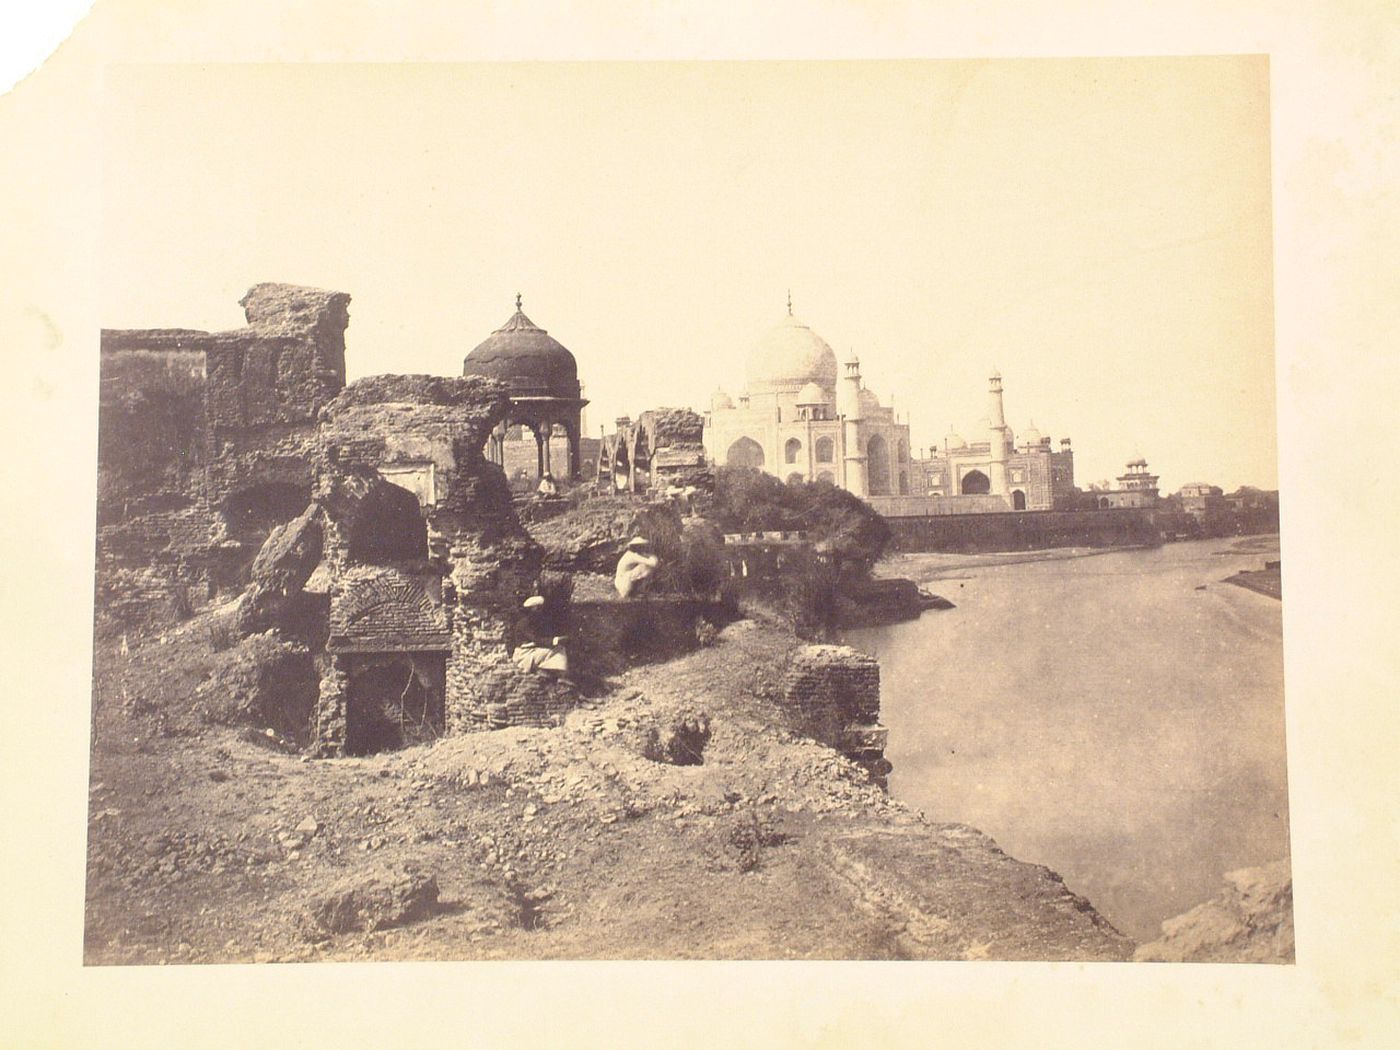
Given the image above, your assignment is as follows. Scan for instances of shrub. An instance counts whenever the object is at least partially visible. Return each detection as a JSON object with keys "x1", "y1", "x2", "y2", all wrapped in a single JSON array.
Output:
[
  {"x1": 725, "y1": 802, "x2": 787, "y2": 873},
  {"x1": 711, "y1": 467, "x2": 891, "y2": 571},
  {"x1": 778, "y1": 547, "x2": 841, "y2": 640}
]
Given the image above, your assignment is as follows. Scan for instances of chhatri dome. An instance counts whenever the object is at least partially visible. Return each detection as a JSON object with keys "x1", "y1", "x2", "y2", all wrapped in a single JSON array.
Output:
[
  {"x1": 463, "y1": 294, "x2": 581, "y2": 399},
  {"x1": 744, "y1": 293, "x2": 839, "y2": 395},
  {"x1": 465, "y1": 294, "x2": 588, "y2": 481}
]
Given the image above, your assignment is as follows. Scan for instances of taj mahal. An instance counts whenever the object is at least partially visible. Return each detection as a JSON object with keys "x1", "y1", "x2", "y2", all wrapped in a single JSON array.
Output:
[{"x1": 703, "y1": 297, "x2": 915, "y2": 498}]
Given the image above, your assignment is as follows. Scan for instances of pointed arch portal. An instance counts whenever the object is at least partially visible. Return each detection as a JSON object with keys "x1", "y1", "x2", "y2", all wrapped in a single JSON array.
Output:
[
  {"x1": 726, "y1": 436, "x2": 766, "y2": 469},
  {"x1": 961, "y1": 469, "x2": 991, "y2": 495}
]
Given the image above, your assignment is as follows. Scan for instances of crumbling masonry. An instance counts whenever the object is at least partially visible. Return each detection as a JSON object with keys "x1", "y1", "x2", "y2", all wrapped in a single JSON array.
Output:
[
  {"x1": 97, "y1": 284, "x2": 888, "y2": 777},
  {"x1": 782, "y1": 645, "x2": 891, "y2": 786},
  {"x1": 97, "y1": 283, "x2": 350, "y2": 627}
]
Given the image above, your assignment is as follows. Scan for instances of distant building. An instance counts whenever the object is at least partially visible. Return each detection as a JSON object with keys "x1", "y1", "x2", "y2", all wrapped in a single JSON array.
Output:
[
  {"x1": 1177, "y1": 481, "x2": 1225, "y2": 520},
  {"x1": 703, "y1": 298, "x2": 913, "y2": 498},
  {"x1": 1095, "y1": 457, "x2": 1161, "y2": 509},
  {"x1": 915, "y1": 371, "x2": 1076, "y2": 512},
  {"x1": 597, "y1": 408, "x2": 708, "y2": 494}
]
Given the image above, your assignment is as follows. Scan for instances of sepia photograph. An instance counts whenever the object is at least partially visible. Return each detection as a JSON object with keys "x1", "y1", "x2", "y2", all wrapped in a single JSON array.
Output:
[
  {"x1": 86, "y1": 58, "x2": 1289, "y2": 964},
  {"x1": 4, "y1": 2, "x2": 1398, "y2": 1045}
]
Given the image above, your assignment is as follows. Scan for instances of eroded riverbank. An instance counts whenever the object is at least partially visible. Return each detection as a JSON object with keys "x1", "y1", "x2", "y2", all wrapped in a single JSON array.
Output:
[{"x1": 845, "y1": 536, "x2": 1289, "y2": 943}]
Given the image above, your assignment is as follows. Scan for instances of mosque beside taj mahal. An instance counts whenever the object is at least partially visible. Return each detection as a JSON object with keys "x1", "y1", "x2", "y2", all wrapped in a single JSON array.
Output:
[{"x1": 703, "y1": 297, "x2": 1080, "y2": 515}]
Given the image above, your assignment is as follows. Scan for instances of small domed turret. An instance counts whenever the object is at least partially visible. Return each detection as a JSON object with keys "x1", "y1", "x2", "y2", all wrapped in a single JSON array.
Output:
[{"x1": 464, "y1": 295, "x2": 580, "y2": 398}]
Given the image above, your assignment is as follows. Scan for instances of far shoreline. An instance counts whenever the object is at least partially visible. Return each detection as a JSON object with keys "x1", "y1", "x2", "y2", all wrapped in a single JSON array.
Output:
[{"x1": 876, "y1": 533, "x2": 1280, "y2": 584}]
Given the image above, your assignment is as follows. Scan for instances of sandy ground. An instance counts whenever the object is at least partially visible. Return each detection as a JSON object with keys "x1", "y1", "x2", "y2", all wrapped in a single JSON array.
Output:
[{"x1": 85, "y1": 610, "x2": 1131, "y2": 963}]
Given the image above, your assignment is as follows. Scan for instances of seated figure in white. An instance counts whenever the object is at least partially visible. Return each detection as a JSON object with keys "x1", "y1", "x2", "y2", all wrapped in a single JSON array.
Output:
[
  {"x1": 614, "y1": 537, "x2": 659, "y2": 599},
  {"x1": 512, "y1": 595, "x2": 569, "y2": 675}
]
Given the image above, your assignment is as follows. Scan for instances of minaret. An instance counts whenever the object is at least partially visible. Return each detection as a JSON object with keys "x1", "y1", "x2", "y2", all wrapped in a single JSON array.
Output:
[
  {"x1": 987, "y1": 368, "x2": 1009, "y2": 497},
  {"x1": 837, "y1": 351, "x2": 867, "y2": 497}
]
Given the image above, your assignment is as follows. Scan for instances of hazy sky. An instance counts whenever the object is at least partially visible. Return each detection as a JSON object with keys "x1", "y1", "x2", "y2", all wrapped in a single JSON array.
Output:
[{"x1": 102, "y1": 59, "x2": 1275, "y2": 491}]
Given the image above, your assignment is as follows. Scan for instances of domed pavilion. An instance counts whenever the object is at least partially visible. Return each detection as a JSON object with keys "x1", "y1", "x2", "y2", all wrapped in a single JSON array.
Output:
[
  {"x1": 464, "y1": 295, "x2": 589, "y2": 480},
  {"x1": 702, "y1": 295, "x2": 912, "y2": 500}
]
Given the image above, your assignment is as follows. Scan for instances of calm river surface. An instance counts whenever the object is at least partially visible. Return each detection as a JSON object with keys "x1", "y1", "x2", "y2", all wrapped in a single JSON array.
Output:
[{"x1": 842, "y1": 536, "x2": 1289, "y2": 943}]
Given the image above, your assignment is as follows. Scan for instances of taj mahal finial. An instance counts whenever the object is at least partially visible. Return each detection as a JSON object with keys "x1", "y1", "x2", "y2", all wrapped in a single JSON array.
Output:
[
  {"x1": 515, "y1": 292, "x2": 523, "y2": 312},
  {"x1": 787, "y1": 289, "x2": 793, "y2": 316}
]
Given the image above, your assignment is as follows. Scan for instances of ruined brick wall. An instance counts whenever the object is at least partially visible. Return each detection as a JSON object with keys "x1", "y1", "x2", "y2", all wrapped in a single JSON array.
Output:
[
  {"x1": 640, "y1": 407, "x2": 705, "y2": 448},
  {"x1": 313, "y1": 375, "x2": 553, "y2": 749},
  {"x1": 782, "y1": 645, "x2": 889, "y2": 785},
  {"x1": 203, "y1": 284, "x2": 350, "y2": 528},
  {"x1": 95, "y1": 342, "x2": 218, "y2": 626},
  {"x1": 95, "y1": 284, "x2": 351, "y2": 633}
]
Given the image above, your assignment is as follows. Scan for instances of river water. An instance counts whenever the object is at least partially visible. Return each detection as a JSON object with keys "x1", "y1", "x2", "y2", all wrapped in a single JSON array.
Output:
[{"x1": 842, "y1": 536, "x2": 1290, "y2": 943}]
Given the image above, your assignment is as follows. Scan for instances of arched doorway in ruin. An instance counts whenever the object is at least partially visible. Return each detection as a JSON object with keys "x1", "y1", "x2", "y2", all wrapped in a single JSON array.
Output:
[
  {"x1": 1012, "y1": 489, "x2": 1027, "y2": 510},
  {"x1": 348, "y1": 483, "x2": 429, "y2": 564},
  {"x1": 345, "y1": 653, "x2": 446, "y2": 755}
]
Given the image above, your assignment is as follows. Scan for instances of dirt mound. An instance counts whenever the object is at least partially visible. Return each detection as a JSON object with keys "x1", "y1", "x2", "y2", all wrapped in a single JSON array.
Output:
[
  {"x1": 628, "y1": 709, "x2": 712, "y2": 766},
  {"x1": 86, "y1": 616, "x2": 1134, "y2": 963},
  {"x1": 1134, "y1": 859, "x2": 1293, "y2": 963},
  {"x1": 194, "y1": 630, "x2": 318, "y2": 745},
  {"x1": 301, "y1": 864, "x2": 441, "y2": 937}
]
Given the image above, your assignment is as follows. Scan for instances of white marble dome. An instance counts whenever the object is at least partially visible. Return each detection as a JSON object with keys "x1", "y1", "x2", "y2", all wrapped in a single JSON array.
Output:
[{"x1": 746, "y1": 313, "x2": 839, "y2": 394}]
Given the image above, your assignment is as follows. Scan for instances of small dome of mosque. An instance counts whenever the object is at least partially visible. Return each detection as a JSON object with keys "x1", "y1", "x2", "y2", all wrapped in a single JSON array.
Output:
[
  {"x1": 464, "y1": 295, "x2": 580, "y2": 399},
  {"x1": 858, "y1": 387, "x2": 882, "y2": 413},
  {"x1": 711, "y1": 388, "x2": 735, "y2": 411},
  {"x1": 946, "y1": 426, "x2": 967, "y2": 450},
  {"x1": 746, "y1": 298, "x2": 839, "y2": 394},
  {"x1": 795, "y1": 381, "x2": 827, "y2": 406},
  {"x1": 1021, "y1": 421, "x2": 1043, "y2": 446}
]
